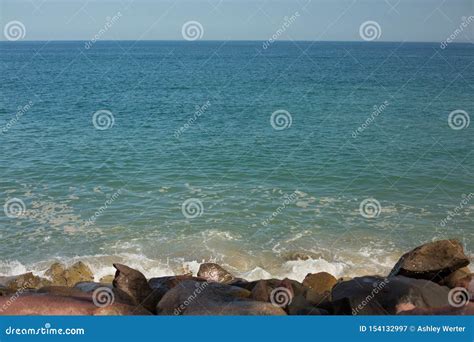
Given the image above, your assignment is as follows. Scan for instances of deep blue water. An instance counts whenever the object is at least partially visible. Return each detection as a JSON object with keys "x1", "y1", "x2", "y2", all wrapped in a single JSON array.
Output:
[{"x1": 0, "y1": 41, "x2": 472, "y2": 280}]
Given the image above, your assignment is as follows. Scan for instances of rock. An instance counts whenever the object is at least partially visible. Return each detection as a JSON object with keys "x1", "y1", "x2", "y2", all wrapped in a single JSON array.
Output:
[
  {"x1": 157, "y1": 280, "x2": 282, "y2": 315},
  {"x1": 251, "y1": 280, "x2": 270, "y2": 302},
  {"x1": 390, "y1": 239, "x2": 469, "y2": 282},
  {"x1": 287, "y1": 294, "x2": 328, "y2": 315},
  {"x1": 149, "y1": 274, "x2": 206, "y2": 299},
  {"x1": 197, "y1": 263, "x2": 234, "y2": 283},
  {"x1": 398, "y1": 302, "x2": 474, "y2": 315},
  {"x1": 0, "y1": 272, "x2": 51, "y2": 291},
  {"x1": 37, "y1": 286, "x2": 90, "y2": 299},
  {"x1": 45, "y1": 262, "x2": 67, "y2": 286},
  {"x1": 332, "y1": 275, "x2": 450, "y2": 315},
  {"x1": 46, "y1": 261, "x2": 94, "y2": 287},
  {"x1": 303, "y1": 272, "x2": 338, "y2": 294},
  {"x1": 0, "y1": 294, "x2": 151, "y2": 315},
  {"x1": 74, "y1": 282, "x2": 112, "y2": 293},
  {"x1": 112, "y1": 263, "x2": 161, "y2": 313},
  {"x1": 440, "y1": 267, "x2": 472, "y2": 288},
  {"x1": 305, "y1": 288, "x2": 331, "y2": 305},
  {"x1": 99, "y1": 275, "x2": 115, "y2": 283}
]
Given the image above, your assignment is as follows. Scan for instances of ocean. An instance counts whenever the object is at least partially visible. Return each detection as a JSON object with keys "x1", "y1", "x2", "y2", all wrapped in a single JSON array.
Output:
[{"x1": 0, "y1": 41, "x2": 473, "y2": 281}]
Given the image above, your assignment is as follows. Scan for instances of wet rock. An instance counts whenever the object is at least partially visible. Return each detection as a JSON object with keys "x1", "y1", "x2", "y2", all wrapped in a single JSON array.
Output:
[
  {"x1": 332, "y1": 276, "x2": 450, "y2": 315},
  {"x1": 74, "y1": 282, "x2": 112, "y2": 293},
  {"x1": 37, "y1": 286, "x2": 90, "y2": 299},
  {"x1": 440, "y1": 267, "x2": 472, "y2": 288},
  {"x1": 0, "y1": 294, "x2": 151, "y2": 315},
  {"x1": 0, "y1": 272, "x2": 51, "y2": 291},
  {"x1": 46, "y1": 262, "x2": 94, "y2": 287},
  {"x1": 149, "y1": 274, "x2": 206, "y2": 299},
  {"x1": 112, "y1": 263, "x2": 161, "y2": 313},
  {"x1": 157, "y1": 280, "x2": 280, "y2": 315},
  {"x1": 251, "y1": 280, "x2": 270, "y2": 302},
  {"x1": 197, "y1": 263, "x2": 234, "y2": 283},
  {"x1": 99, "y1": 275, "x2": 115, "y2": 284},
  {"x1": 303, "y1": 272, "x2": 338, "y2": 294},
  {"x1": 390, "y1": 239, "x2": 469, "y2": 282}
]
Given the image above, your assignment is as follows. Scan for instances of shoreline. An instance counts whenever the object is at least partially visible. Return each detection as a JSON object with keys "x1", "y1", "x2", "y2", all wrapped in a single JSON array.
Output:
[{"x1": 0, "y1": 239, "x2": 472, "y2": 315}]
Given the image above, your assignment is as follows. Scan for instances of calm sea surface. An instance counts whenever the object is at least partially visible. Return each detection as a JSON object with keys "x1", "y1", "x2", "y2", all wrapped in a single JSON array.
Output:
[{"x1": 0, "y1": 41, "x2": 473, "y2": 280}]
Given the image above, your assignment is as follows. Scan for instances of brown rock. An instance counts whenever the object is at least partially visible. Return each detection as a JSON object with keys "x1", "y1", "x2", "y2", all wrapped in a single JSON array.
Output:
[
  {"x1": 99, "y1": 275, "x2": 115, "y2": 284},
  {"x1": 197, "y1": 263, "x2": 234, "y2": 283},
  {"x1": 440, "y1": 267, "x2": 472, "y2": 288},
  {"x1": 46, "y1": 262, "x2": 94, "y2": 287},
  {"x1": 0, "y1": 272, "x2": 50, "y2": 291},
  {"x1": 303, "y1": 272, "x2": 338, "y2": 294},
  {"x1": 251, "y1": 280, "x2": 270, "y2": 302},
  {"x1": 389, "y1": 239, "x2": 469, "y2": 282},
  {"x1": 74, "y1": 282, "x2": 112, "y2": 293},
  {"x1": 157, "y1": 280, "x2": 283, "y2": 316},
  {"x1": 112, "y1": 263, "x2": 161, "y2": 313}
]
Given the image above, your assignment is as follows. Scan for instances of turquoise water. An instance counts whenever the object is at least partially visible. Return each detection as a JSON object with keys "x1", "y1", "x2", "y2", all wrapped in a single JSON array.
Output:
[{"x1": 0, "y1": 41, "x2": 473, "y2": 280}]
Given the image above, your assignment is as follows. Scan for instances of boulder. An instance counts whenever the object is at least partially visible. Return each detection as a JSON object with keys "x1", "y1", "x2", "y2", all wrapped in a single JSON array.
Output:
[
  {"x1": 74, "y1": 282, "x2": 112, "y2": 293},
  {"x1": 303, "y1": 272, "x2": 338, "y2": 294},
  {"x1": 0, "y1": 272, "x2": 50, "y2": 291},
  {"x1": 156, "y1": 280, "x2": 282, "y2": 315},
  {"x1": 389, "y1": 240, "x2": 469, "y2": 282},
  {"x1": 197, "y1": 263, "x2": 234, "y2": 283},
  {"x1": 45, "y1": 261, "x2": 94, "y2": 287},
  {"x1": 332, "y1": 275, "x2": 450, "y2": 315},
  {"x1": 0, "y1": 294, "x2": 151, "y2": 315},
  {"x1": 440, "y1": 267, "x2": 472, "y2": 288},
  {"x1": 99, "y1": 275, "x2": 115, "y2": 284},
  {"x1": 112, "y1": 263, "x2": 161, "y2": 313},
  {"x1": 398, "y1": 302, "x2": 474, "y2": 315},
  {"x1": 149, "y1": 274, "x2": 206, "y2": 299}
]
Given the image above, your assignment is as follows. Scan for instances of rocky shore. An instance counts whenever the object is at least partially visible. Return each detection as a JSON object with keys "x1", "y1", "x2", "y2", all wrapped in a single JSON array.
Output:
[{"x1": 0, "y1": 239, "x2": 472, "y2": 315}]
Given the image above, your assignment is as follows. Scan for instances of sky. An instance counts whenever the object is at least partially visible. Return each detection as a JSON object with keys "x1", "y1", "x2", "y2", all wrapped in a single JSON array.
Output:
[{"x1": 0, "y1": 0, "x2": 473, "y2": 42}]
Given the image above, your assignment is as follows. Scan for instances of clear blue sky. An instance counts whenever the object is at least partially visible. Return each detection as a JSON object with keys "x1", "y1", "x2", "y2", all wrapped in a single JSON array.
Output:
[{"x1": 0, "y1": 0, "x2": 473, "y2": 42}]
